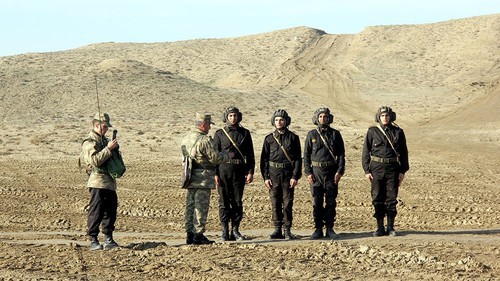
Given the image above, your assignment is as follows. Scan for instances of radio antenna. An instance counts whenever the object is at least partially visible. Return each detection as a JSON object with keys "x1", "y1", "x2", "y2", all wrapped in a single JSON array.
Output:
[
  {"x1": 94, "y1": 75, "x2": 105, "y2": 143},
  {"x1": 94, "y1": 75, "x2": 102, "y2": 120}
]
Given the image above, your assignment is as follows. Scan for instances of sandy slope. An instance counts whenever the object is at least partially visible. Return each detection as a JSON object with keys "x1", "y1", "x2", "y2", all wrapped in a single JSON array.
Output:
[{"x1": 0, "y1": 14, "x2": 499, "y2": 280}]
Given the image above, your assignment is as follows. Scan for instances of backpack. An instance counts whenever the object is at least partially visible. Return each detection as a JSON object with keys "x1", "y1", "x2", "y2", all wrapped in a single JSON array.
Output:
[
  {"x1": 78, "y1": 138, "x2": 126, "y2": 178},
  {"x1": 106, "y1": 149, "x2": 126, "y2": 178}
]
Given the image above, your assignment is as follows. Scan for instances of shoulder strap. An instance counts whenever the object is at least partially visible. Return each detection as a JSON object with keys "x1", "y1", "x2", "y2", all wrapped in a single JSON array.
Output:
[
  {"x1": 272, "y1": 133, "x2": 293, "y2": 164},
  {"x1": 316, "y1": 128, "x2": 337, "y2": 161},
  {"x1": 376, "y1": 124, "x2": 399, "y2": 156},
  {"x1": 189, "y1": 135, "x2": 204, "y2": 159},
  {"x1": 222, "y1": 127, "x2": 245, "y2": 159}
]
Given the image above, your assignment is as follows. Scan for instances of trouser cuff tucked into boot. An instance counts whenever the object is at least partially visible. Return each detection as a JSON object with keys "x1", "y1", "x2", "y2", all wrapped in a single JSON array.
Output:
[
  {"x1": 269, "y1": 227, "x2": 284, "y2": 239},
  {"x1": 89, "y1": 236, "x2": 102, "y2": 251},
  {"x1": 221, "y1": 222, "x2": 230, "y2": 241},
  {"x1": 386, "y1": 216, "x2": 397, "y2": 236},
  {"x1": 284, "y1": 228, "x2": 294, "y2": 240},
  {"x1": 232, "y1": 224, "x2": 245, "y2": 241},
  {"x1": 373, "y1": 218, "x2": 386, "y2": 237},
  {"x1": 103, "y1": 233, "x2": 119, "y2": 250},
  {"x1": 310, "y1": 228, "x2": 323, "y2": 239}
]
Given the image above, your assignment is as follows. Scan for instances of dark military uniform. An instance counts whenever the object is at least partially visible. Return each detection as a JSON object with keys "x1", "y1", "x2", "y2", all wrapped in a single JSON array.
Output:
[
  {"x1": 214, "y1": 125, "x2": 255, "y2": 237},
  {"x1": 362, "y1": 124, "x2": 409, "y2": 221},
  {"x1": 260, "y1": 129, "x2": 302, "y2": 231},
  {"x1": 304, "y1": 127, "x2": 345, "y2": 231}
]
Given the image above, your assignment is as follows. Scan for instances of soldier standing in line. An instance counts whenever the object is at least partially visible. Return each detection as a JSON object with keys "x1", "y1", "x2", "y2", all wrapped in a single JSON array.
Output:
[
  {"x1": 181, "y1": 113, "x2": 232, "y2": 245},
  {"x1": 260, "y1": 109, "x2": 302, "y2": 240},
  {"x1": 303, "y1": 107, "x2": 345, "y2": 240},
  {"x1": 82, "y1": 113, "x2": 120, "y2": 250},
  {"x1": 214, "y1": 107, "x2": 255, "y2": 241},
  {"x1": 362, "y1": 106, "x2": 409, "y2": 236}
]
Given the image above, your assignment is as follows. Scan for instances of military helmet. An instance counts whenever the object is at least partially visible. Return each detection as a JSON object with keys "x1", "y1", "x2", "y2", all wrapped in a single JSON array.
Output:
[
  {"x1": 375, "y1": 106, "x2": 396, "y2": 122},
  {"x1": 271, "y1": 109, "x2": 291, "y2": 126},
  {"x1": 312, "y1": 107, "x2": 334, "y2": 125},
  {"x1": 221, "y1": 106, "x2": 243, "y2": 123}
]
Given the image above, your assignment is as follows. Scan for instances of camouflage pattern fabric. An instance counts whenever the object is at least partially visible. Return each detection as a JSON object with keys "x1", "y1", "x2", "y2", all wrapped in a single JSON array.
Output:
[
  {"x1": 82, "y1": 131, "x2": 116, "y2": 191},
  {"x1": 181, "y1": 128, "x2": 229, "y2": 189},
  {"x1": 182, "y1": 127, "x2": 229, "y2": 234},
  {"x1": 185, "y1": 188, "x2": 211, "y2": 234}
]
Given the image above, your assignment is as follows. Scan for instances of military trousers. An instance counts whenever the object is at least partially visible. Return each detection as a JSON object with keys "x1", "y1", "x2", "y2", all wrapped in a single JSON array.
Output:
[
  {"x1": 370, "y1": 162, "x2": 400, "y2": 219},
  {"x1": 310, "y1": 167, "x2": 338, "y2": 229},
  {"x1": 87, "y1": 188, "x2": 118, "y2": 237},
  {"x1": 269, "y1": 168, "x2": 295, "y2": 229},
  {"x1": 217, "y1": 164, "x2": 246, "y2": 225},
  {"x1": 185, "y1": 188, "x2": 211, "y2": 234}
]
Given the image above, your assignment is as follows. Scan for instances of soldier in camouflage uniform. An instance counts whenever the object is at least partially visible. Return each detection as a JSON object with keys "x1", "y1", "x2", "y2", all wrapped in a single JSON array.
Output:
[
  {"x1": 82, "y1": 113, "x2": 120, "y2": 250},
  {"x1": 181, "y1": 113, "x2": 232, "y2": 245}
]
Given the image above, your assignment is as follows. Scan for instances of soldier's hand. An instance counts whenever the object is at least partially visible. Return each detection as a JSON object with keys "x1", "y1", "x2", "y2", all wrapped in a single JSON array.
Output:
[
  {"x1": 290, "y1": 178, "x2": 298, "y2": 189},
  {"x1": 398, "y1": 173, "x2": 405, "y2": 185},
  {"x1": 246, "y1": 174, "x2": 254, "y2": 184},
  {"x1": 107, "y1": 139, "x2": 118, "y2": 150},
  {"x1": 264, "y1": 179, "x2": 272, "y2": 191},
  {"x1": 365, "y1": 173, "x2": 373, "y2": 182},
  {"x1": 307, "y1": 174, "x2": 315, "y2": 185},
  {"x1": 334, "y1": 173, "x2": 342, "y2": 185},
  {"x1": 215, "y1": 175, "x2": 220, "y2": 187}
]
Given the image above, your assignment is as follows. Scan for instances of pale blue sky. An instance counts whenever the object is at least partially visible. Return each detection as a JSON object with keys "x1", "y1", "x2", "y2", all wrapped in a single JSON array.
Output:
[{"x1": 1, "y1": 0, "x2": 498, "y2": 56}]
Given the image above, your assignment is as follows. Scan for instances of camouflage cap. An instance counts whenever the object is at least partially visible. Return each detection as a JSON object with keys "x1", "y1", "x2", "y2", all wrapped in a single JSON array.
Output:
[
  {"x1": 196, "y1": 113, "x2": 215, "y2": 125},
  {"x1": 93, "y1": 112, "x2": 113, "y2": 127}
]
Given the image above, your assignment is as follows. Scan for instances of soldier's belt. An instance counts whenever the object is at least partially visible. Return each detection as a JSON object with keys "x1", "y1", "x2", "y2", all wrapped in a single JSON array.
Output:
[
  {"x1": 371, "y1": 156, "x2": 399, "y2": 163},
  {"x1": 192, "y1": 162, "x2": 215, "y2": 170},
  {"x1": 226, "y1": 159, "x2": 244, "y2": 165},
  {"x1": 269, "y1": 161, "x2": 292, "y2": 169},
  {"x1": 312, "y1": 161, "x2": 336, "y2": 167}
]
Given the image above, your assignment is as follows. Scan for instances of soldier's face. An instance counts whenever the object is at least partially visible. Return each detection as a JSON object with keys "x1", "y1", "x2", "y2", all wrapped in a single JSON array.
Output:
[
  {"x1": 318, "y1": 113, "x2": 329, "y2": 125},
  {"x1": 227, "y1": 113, "x2": 239, "y2": 125},
  {"x1": 95, "y1": 122, "x2": 109, "y2": 135},
  {"x1": 274, "y1": 117, "x2": 286, "y2": 129},
  {"x1": 380, "y1": 113, "x2": 391, "y2": 125},
  {"x1": 201, "y1": 121, "x2": 211, "y2": 133}
]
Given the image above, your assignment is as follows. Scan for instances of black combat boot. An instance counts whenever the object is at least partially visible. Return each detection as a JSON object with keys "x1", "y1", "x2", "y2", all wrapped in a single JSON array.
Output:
[
  {"x1": 325, "y1": 227, "x2": 338, "y2": 239},
  {"x1": 103, "y1": 233, "x2": 119, "y2": 250},
  {"x1": 186, "y1": 232, "x2": 194, "y2": 245},
  {"x1": 386, "y1": 216, "x2": 397, "y2": 237},
  {"x1": 221, "y1": 222, "x2": 230, "y2": 241},
  {"x1": 231, "y1": 223, "x2": 245, "y2": 241},
  {"x1": 89, "y1": 236, "x2": 102, "y2": 251},
  {"x1": 193, "y1": 233, "x2": 215, "y2": 245},
  {"x1": 310, "y1": 228, "x2": 323, "y2": 239},
  {"x1": 373, "y1": 218, "x2": 386, "y2": 237},
  {"x1": 269, "y1": 226, "x2": 284, "y2": 239},
  {"x1": 284, "y1": 228, "x2": 294, "y2": 240}
]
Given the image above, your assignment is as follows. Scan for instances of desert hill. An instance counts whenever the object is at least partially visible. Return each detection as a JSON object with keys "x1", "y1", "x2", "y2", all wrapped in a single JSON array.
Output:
[{"x1": 0, "y1": 13, "x2": 499, "y2": 280}]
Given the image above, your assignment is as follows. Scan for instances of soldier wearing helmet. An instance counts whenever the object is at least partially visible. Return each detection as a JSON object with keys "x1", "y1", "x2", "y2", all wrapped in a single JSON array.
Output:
[
  {"x1": 260, "y1": 109, "x2": 302, "y2": 240},
  {"x1": 362, "y1": 106, "x2": 409, "y2": 237},
  {"x1": 213, "y1": 107, "x2": 255, "y2": 241},
  {"x1": 304, "y1": 107, "x2": 346, "y2": 239}
]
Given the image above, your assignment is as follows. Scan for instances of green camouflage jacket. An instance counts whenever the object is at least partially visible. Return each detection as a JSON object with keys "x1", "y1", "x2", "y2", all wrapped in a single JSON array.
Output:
[
  {"x1": 82, "y1": 130, "x2": 117, "y2": 191},
  {"x1": 182, "y1": 128, "x2": 229, "y2": 189}
]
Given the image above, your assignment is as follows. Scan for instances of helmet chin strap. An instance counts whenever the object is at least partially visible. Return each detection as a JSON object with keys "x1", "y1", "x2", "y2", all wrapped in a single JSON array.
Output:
[{"x1": 318, "y1": 123, "x2": 329, "y2": 129}]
